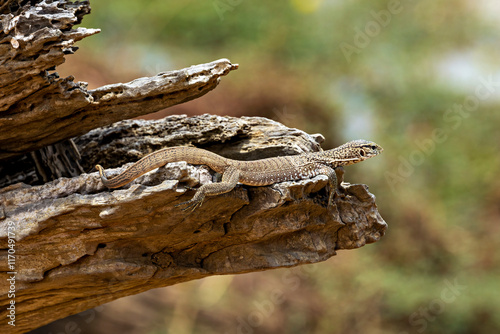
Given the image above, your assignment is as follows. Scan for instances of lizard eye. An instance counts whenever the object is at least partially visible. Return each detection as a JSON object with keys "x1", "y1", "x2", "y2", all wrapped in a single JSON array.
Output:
[
  {"x1": 371, "y1": 145, "x2": 377, "y2": 150},
  {"x1": 359, "y1": 150, "x2": 365, "y2": 157}
]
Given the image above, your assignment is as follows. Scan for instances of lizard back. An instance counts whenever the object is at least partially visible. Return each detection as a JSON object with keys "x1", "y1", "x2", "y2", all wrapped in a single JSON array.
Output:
[{"x1": 231, "y1": 154, "x2": 321, "y2": 186}]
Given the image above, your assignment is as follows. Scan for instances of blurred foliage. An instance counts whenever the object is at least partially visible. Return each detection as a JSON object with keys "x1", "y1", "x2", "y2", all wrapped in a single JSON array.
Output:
[{"x1": 49, "y1": 0, "x2": 500, "y2": 333}]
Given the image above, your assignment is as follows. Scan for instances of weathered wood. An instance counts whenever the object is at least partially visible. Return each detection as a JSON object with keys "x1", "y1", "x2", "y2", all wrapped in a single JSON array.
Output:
[
  {"x1": 0, "y1": 115, "x2": 387, "y2": 333},
  {"x1": 0, "y1": 2, "x2": 387, "y2": 333},
  {"x1": 0, "y1": 0, "x2": 238, "y2": 160}
]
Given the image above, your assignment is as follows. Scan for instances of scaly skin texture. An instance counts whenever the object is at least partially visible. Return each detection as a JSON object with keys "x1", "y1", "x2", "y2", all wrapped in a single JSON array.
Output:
[{"x1": 95, "y1": 139, "x2": 383, "y2": 210}]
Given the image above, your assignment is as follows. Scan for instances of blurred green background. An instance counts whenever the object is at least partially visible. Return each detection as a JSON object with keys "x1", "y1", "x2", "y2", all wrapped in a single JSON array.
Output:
[{"x1": 46, "y1": 0, "x2": 500, "y2": 333}]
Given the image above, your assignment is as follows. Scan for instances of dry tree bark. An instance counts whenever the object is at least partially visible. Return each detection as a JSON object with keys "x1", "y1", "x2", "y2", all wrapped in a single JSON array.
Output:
[
  {"x1": 0, "y1": 0, "x2": 238, "y2": 161},
  {"x1": 0, "y1": 1, "x2": 387, "y2": 333},
  {"x1": 1, "y1": 115, "x2": 387, "y2": 333}
]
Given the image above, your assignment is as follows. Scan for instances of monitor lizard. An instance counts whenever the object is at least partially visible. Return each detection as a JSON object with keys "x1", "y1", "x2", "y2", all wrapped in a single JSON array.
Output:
[{"x1": 95, "y1": 139, "x2": 383, "y2": 211}]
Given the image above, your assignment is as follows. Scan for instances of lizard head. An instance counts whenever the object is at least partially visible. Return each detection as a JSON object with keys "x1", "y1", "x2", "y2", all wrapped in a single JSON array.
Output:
[
  {"x1": 319, "y1": 139, "x2": 383, "y2": 167},
  {"x1": 349, "y1": 139, "x2": 384, "y2": 161}
]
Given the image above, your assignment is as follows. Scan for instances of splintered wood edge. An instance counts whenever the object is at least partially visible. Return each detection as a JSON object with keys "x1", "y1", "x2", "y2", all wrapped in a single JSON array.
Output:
[{"x1": 0, "y1": 58, "x2": 239, "y2": 160}]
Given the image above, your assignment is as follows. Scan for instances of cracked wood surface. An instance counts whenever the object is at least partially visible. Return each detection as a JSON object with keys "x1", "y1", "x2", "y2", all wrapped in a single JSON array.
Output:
[
  {"x1": 0, "y1": 0, "x2": 238, "y2": 160},
  {"x1": 0, "y1": 115, "x2": 387, "y2": 333},
  {"x1": 0, "y1": 2, "x2": 386, "y2": 332}
]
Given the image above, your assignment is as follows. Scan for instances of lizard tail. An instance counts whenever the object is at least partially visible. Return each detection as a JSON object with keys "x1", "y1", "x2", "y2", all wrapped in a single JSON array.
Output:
[{"x1": 95, "y1": 146, "x2": 230, "y2": 188}]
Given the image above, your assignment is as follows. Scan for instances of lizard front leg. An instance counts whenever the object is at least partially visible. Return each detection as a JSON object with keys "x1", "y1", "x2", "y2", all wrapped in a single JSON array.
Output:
[
  {"x1": 315, "y1": 165, "x2": 340, "y2": 208},
  {"x1": 177, "y1": 165, "x2": 240, "y2": 211}
]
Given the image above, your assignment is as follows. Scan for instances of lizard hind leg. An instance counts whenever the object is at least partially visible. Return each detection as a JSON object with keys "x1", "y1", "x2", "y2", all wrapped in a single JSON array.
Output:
[{"x1": 176, "y1": 165, "x2": 240, "y2": 211}]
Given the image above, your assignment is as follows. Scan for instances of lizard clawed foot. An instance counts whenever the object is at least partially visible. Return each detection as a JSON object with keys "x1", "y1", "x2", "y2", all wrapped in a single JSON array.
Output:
[
  {"x1": 327, "y1": 189, "x2": 342, "y2": 207},
  {"x1": 175, "y1": 198, "x2": 204, "y2": 212}
]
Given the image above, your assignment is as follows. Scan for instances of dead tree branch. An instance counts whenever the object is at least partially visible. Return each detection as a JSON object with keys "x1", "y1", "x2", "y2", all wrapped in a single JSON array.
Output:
[{"x1": 0, "y1": 2, "x2": 386, "y2": 333}]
